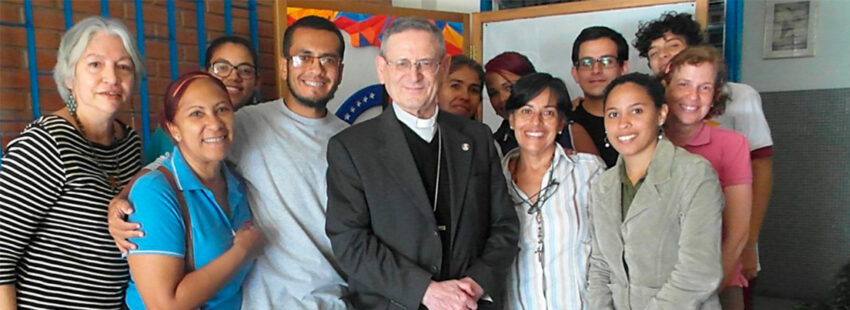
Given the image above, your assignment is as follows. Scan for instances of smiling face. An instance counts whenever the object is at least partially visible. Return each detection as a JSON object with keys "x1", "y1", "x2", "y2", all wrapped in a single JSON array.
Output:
[
  {"x1": 509, "y1": 88, "x2": 565, "y2": 156},
  {"x1": 167, "y1": 78, "x2": 234, "y2": 166},
  {"x1": 377, "y1": 29, "x2": 448, "y2": 116},
  {"x1": 571, "y1": 38, "x2": 628, "y2": 99},
  {"x1": 647, "y1": 31, "x2": 688, "y2": 75},
  {"x1": 66, "y1": 32, "x2": 135, "y2": 117},
  {"x1": 484, "y1": 70, "x2": 520, "y2": 118},
  {"x1": 207, "y1": 42, "x2": 259, "y2": 109},
  {"x1": 439, "y1": 65, "x2": 482, "y2": 118},
  {"x1": 665, "y1": 62, "x2": 717, "y2": 126},
  {"x1": 281, "y1": 27, "x2": 344, "y2": 110},
  {"x1": 604, "y1": 82, "x2": 667, "y2": 160}
]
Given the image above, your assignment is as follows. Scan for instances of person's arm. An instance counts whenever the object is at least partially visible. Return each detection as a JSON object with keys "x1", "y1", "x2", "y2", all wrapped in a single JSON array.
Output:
[
  {"x1": 108, "y1": 154, "x2": 168, "y2": 253},
  {"x1": 0, "y1": 127, "x2": 65, "y2": 308},
  {"x1": 461, "y1": 130, "x2": 520, "y2": 297},
  {"x1": 0, "y1": 285, "x2": 14, "y2": 309},
  {"x1": 743, "y1": 155, "x2": 772, "y2": 279},
  {"x1": 569, "y1": 123, "x2": 600, "y2": 156},
  {"x1": 646, "y1": 164, "x2": 724, "y2": 308},
  {"x1": 587, "y1": 185, "x2": 615, "y2": 310},
  {"x1": 128, "y1": 224, "x2": 262, "y2": 310},
  {"x1": 126, "y1": 176, "x2": 263, "y2": 310},
  {"x1": 719, "y1": 184, "x2": 752, "y2": 288},
  {"x1": 324, "y1": 137, "x2": 435, "y2": 309}
]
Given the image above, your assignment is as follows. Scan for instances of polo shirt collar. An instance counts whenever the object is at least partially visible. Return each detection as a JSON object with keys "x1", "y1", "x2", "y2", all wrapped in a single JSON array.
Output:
[
  {"x1": 685, "y1": 122, "x2": 711, "y2": 147},
  {"x1": 168, "y1": 147, "x2": 244, "y2": 204}
]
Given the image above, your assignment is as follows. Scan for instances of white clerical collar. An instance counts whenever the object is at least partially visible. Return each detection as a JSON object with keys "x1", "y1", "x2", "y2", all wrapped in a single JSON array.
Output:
[{"x1": 392, "y1": 103, "x2": 438, "y2": 142}]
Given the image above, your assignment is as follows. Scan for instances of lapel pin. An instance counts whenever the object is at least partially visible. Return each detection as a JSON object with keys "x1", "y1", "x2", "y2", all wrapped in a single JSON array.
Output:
[{"x1": 462, "y1": 143, "x2": 470, "y2": 151}]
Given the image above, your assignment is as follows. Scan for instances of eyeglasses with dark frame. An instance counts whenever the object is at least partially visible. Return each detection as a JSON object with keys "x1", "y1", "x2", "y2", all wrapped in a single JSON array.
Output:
[{"x1": 210, "y1": 61, "x2": 256, "y2": 79}]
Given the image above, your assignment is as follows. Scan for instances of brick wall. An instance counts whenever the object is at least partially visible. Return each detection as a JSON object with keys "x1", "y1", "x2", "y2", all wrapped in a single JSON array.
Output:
[{"x1": 0, "y1": 0, "x2": 278, "y2": 149}]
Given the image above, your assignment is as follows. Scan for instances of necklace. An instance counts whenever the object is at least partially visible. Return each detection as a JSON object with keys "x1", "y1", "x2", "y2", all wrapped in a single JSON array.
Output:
[
  {"x1": 432, "y1": 128, "x2": 442, "y2": 212},
  {"x1": 510, "y1": 153, "x2": 559, "y2": 214},
  {"x1": 70, "y1": 112, "x2": 120, "y2": 194}
]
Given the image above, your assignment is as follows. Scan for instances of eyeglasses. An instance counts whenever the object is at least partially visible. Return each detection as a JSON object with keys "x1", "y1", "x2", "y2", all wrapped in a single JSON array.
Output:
[
  {"x1": 288, "y1": 54, "x2": 342, "y2": 68},
  {"x1": 575, "y1": 56, "x2": 619, "y2": 69},
  {"x1": 210, "y1": 61, "x2": 256, "y2": 79},
  {"x1": 384, "y1": 58, "x2": 441, "y2": 74}
]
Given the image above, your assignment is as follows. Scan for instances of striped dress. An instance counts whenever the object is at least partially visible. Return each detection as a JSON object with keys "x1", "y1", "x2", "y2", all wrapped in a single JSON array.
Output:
[{"x1": 0, "y1": 115, "x2": 141, "y2": 309}]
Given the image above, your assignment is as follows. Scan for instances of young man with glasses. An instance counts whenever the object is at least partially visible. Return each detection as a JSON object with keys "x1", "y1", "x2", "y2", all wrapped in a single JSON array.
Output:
[
  {"x1": 325, "y1": 17, "x2": 519, "y2": 310},
  {"x1": 634, "y1": 12, "x2": 774, "y2": 310},
  {"x1": 109, "y1": 16, "x2": 351, "y2": 309},
  {"x1": 570, "y1": 26, "x2": 631, "y2": 168}
]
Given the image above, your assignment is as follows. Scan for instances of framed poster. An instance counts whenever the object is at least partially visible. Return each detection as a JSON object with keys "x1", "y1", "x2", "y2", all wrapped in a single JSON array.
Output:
[{"x1": 763, "y1": 0, "x2": 818, "y2": 59}]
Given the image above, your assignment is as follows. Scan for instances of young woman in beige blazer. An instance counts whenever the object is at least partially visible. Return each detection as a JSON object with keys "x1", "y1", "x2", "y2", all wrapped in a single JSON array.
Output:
[{"x1": 587, "y1": 73, "x2": 725, "y2": 309}]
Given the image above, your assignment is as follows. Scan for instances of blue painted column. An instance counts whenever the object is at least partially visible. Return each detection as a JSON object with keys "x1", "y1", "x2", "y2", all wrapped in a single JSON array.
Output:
[
  {"x1": 224, "y1": 0, "x2": 233, "y2": 36},
  {"x1": 101, "y1": 0, "x2": 109, "y2": 17},
  {"x1": 23, "y1": 0, "x2": 40, "y2": 119},
  {"x1": 196, "y1": 0, "x2": 207, "y2": 68},
  {"x1": 249, "y1": 0, "x2": 258, "y2": 53},
  {"x1": 134, "y1": 0, "x2": 151, "y2": 148},
  {"x1": 63, "y1": 0, "x2": 73, "y2": 30},
  {"x1": 725, "y1": 0, "x2": 743, "y2": 82},
  {"x1": 168, "y1": 0, "x2": 178, "y2": 79}
]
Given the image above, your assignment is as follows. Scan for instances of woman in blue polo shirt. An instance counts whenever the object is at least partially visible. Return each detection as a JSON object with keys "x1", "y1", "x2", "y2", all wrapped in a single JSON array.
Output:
[{"x1": 125, "y1": 71, "x2": 264, "y2": 310}]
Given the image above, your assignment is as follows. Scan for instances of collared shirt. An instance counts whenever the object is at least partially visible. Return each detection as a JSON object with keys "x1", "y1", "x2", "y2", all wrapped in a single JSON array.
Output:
[
  {"x1": 392, "y1": 102, "x2": 438, "y2": 142},
  {"x1": 620, "y1": 164, "x2": 645, "y2": 222},
  {"x1": 127, "y1": 147, "x2": 253, "y2": 310},
  {"x1": 502, "y1": 144, "x2": 606, "y2": 310},
  {"x1": 681, "y1": 122, "x2": 752, "y2": 288},
  {"x1": 683, "y1": 123, "x2": 752, "y2": 188}
]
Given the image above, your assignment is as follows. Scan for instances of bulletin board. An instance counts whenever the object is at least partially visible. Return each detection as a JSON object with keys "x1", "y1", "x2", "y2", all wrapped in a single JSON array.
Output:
[
  {"x1": 472, "y1": 0, "x2": 707, "y2": 130},
  {"x1": 275, "y1": 0, "x2": 469, "y2": 124}
]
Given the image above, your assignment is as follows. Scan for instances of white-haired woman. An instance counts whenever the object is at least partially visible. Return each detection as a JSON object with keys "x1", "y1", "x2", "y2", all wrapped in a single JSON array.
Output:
[{"x1": 0, "y1": 16, "x2": 144, "y2": 309}]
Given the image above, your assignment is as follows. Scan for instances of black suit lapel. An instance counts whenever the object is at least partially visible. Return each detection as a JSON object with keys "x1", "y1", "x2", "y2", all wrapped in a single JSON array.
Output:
[
  {"x1": 375, "y1": 109, "x2": 437, "y2": 221},
  {"x1": 438, "y1": 113, "x2": 473, "y2": 243}
]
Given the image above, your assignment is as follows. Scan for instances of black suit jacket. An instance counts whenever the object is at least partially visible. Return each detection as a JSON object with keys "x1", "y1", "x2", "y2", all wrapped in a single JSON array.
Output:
[{"x1": 326, "y1": 108, "x2": 519, "y2": 309}]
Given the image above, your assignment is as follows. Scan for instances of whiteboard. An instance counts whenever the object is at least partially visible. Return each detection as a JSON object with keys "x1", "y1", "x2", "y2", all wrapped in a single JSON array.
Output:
[{"x1": 481, "y1": 2, "x2": 696, "y2": 130}]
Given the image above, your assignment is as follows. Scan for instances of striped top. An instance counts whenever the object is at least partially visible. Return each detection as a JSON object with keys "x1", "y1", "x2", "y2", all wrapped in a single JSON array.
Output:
[
  {"x1": 0, "y1": 115, "x2": 141, "y2": 309},
  {"x1": 502, "y1": 145, "x2": 605, "y2": 310}
]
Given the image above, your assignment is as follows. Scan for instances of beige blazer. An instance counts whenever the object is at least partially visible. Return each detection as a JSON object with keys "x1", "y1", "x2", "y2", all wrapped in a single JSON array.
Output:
[{"x1": 587, "y1": 139, "x2": 724, "y2": 310}]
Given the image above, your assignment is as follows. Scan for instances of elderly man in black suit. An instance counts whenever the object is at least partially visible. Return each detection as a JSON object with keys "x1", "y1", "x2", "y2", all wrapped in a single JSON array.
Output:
[{"x1": 325, "y1": 17, "x2": 519, "y2": 310}]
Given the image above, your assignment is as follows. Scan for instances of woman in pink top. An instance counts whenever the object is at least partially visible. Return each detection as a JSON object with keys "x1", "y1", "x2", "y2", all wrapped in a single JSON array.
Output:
[{"x1": 661, "y1": 46, "x2": 752, "y2": 310}]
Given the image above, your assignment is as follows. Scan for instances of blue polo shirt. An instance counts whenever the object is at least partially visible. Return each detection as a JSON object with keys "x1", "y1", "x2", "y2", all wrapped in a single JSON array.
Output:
[{"x1": 125, "y1": 147, "x2": 254, "y2": 310}]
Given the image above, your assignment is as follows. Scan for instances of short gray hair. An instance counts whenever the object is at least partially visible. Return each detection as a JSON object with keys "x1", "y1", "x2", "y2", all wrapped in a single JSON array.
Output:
[
  {"x1": 380, "y1": 17, "x2": 445, "y2": 57},
  {"x1": 53, "y1": 16, "x2": 145, "y2": 103}
]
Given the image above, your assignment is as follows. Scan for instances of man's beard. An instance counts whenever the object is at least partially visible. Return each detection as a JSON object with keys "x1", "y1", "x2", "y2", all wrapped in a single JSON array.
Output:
[{"x1": 287, "y1": 77, "x2": 338, "y2": 110}]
